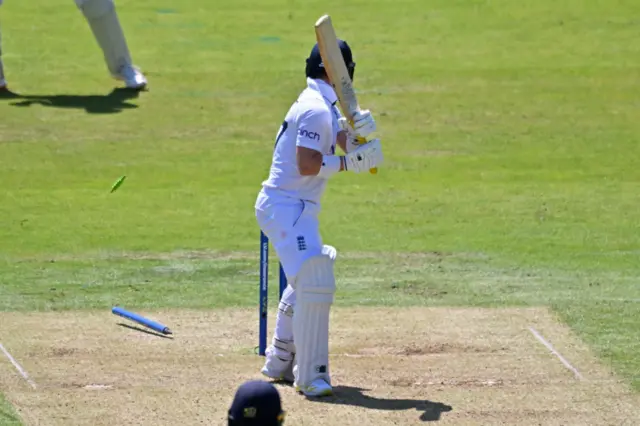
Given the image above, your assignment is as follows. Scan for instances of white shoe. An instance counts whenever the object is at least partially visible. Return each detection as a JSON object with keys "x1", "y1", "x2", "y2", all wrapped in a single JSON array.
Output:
[
  {"x1": 260, "y1": 348, "x2": 294, "y2": 383},
  {"x1": 113, "y1": 65, "x2": 147, "y2": 90},
  {"x1": 296, "y1": 378, "x2": 333, "y2": 397}
]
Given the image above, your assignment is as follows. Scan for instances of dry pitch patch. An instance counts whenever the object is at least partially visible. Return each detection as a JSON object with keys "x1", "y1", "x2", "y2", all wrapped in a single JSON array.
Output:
[{"x1": 1, "y1": 308, "x2": 638, "y2": 425}]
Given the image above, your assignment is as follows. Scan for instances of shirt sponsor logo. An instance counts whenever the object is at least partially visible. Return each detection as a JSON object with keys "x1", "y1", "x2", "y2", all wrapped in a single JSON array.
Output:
[{"x1": 298, "y1": 129, "x2": 321, "y2": 141}]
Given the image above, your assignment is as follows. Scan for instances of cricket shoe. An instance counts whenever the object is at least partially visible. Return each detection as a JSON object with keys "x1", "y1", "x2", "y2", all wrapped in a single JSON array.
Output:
[
  {"x1": 0, "y1": 79, "x2": 14, "y2": 98},
  {"x1": 295, "y1": 378, "x2": 333, "y2": 397},
  {"x1": 260, "y1": 349, "x2": 295, "y2": 383},
  {"x1": 0, "y1": 82, "x2": 18, "y2": 99},
  {"x1": 113, "y1": 64, "x2": 147, "y2": 90}
]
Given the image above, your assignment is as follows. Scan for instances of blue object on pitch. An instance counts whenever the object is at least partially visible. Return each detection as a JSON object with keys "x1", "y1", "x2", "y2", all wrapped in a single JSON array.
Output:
[
  {"x1": 257, "y1": 231, "x2": 288, "y2": 356},
  {"x1": 259, "y1": 231, "x2": 270, "y2": 356},
  {"x1": 112, "y1": 306, "x2": 172, "y2": 335}
]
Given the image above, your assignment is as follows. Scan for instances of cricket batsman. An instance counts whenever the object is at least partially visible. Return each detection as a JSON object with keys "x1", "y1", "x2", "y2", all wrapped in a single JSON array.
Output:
[
  {"x1": 0, "y1": 0, "x2": 147, "y2": 91},
  {"x1": 255, "y1": 39, "x2": 383, "y2": 396}
]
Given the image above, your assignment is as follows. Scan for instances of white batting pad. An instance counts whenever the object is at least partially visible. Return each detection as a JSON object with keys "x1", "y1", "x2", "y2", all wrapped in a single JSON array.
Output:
[
  {"x1": 292, "y1": 254, "x2": 336, "y2": 389},
  {"x1": 78, "y1": 0, "x2": 132, "y2": 77}
]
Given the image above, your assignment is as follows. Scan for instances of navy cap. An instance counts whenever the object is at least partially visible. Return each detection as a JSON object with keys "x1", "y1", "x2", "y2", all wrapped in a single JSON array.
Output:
[
  {"x1": 228, "y1": 380, "x2": 285, "y2": 426},
  {"x1": 305, "y1": 39, "x2": 356, "y2": 80}
]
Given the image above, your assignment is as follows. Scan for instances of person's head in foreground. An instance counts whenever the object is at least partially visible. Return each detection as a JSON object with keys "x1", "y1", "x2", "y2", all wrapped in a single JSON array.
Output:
[{"x1": 228, "y1": 380, "x2": 285, "y2": 425}]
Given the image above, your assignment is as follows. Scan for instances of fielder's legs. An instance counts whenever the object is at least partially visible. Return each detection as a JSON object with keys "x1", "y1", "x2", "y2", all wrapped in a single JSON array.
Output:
[
  {"x1": 75, "y1": 0, "x2": 147, "y2": 89},
  {"x1": 0, "y1": 9, "x2": 6, "y2": 90}
]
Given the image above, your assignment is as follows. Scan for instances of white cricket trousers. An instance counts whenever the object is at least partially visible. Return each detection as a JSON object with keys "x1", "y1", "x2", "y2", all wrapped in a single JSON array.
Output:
[
  {"x1": 255, "y1": 190, "x2": 325, "y2": 359},
  {"x1": 255, "y1": 194, "x2": 324, "y2": 283}
]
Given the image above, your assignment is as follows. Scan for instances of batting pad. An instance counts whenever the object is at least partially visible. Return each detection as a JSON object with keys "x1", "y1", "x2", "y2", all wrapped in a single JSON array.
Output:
[
  {"x1": 292, "y1": 255, "x2": 336, "y2": 388},
  {"x1": 78, "y1": 0, "x2": 132, "y2": 77}
]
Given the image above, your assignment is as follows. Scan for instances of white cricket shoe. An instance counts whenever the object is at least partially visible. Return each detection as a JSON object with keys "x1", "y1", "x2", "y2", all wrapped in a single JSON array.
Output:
[
  {"x1": 260, "y1": 348, "x2": 294, "y2": 383},
  {"x1": 113, "y1": 65, "x2": 147, "y2": 90},
  {"x1": 296, "y1": 378, "x2": 333, "y2": 397}
]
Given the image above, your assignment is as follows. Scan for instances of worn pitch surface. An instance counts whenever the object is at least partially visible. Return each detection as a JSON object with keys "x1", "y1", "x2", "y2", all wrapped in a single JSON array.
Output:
[{"x1": 1, "y1": 308, "x2": 638, "y2": 425}]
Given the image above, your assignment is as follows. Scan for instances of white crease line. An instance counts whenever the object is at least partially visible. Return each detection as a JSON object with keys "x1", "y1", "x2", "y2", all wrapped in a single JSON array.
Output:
[
  {"x1": 0, "y1": 343, "x2": 37, "y2": 389},
  {"x1": 528, "y1": 327, "x2": 583, "y2": 381}
]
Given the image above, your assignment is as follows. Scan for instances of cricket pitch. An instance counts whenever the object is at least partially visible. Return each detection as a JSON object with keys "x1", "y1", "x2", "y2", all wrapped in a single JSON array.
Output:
[{"x1": 1, "y1": 307, "x2": 638, "y2": 425}]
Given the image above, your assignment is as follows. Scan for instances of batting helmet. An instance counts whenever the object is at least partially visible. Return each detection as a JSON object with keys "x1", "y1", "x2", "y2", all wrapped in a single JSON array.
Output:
[{"x1": 305, "y1": 39, "x2": 356, "y2": 81}]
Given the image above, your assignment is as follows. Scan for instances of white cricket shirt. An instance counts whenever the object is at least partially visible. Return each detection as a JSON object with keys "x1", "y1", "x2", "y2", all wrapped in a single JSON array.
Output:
[{"x1": 256, "y1": 78, "x2": 341, "y2": 207}]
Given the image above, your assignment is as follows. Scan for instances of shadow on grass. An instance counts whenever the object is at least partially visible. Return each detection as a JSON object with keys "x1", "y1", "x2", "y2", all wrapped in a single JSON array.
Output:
[
  {"x1": 280, "y1": 383, "x2": 452, "y2": 422},
  {"x1": 0, "y1": 87, "x2": 142, "y2": 114},
  {"x1": 117, "y1": 323, "x2": 174, "y2": 339}
]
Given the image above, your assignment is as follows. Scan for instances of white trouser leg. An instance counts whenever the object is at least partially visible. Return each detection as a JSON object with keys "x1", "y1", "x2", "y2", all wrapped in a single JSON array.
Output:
[
  {"x1": 0, "y1": 23, "x2": 6, "y2": 87},
  {"x1": 75, "y1": 0, "x2": 145, "y2": 89}
]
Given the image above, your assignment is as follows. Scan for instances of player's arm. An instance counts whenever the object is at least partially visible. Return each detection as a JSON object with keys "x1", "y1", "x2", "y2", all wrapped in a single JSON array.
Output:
[
  {"x1": 336, "y1": 131, "x2": 349, "y2": 154},
  {"x1": 296, "y1": 108, "x2": 383, "y2": 177},
  {"x1": 297, "y1": 146, "x2": 345, "y2": 176},
  {"x1": 298, "y1": 129, "x2": 350, "y2": 173},
  {"x1": 298, "y1": 138, "x2": 383, "y2": 177},
  {"x1": 295, "y1": 108, "x2": 343, "y2": 177}
]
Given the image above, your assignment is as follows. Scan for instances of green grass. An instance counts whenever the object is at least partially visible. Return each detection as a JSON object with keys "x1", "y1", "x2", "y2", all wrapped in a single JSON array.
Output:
[
  {"x1": 0, "y1": 394, "x2": 20, "y2": 426},
  {"x1": 1, "y1": 0, "x2": 639, "y2": 421}
]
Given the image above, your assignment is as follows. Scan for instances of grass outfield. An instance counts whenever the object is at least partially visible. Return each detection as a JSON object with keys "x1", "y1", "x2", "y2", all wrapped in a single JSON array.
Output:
[
  {"x1": 1, "y1": 0, "x2": 639, "y2": 422},
  {"x1": 0, "y1": 393, "x2": 20, "y2": 426}
]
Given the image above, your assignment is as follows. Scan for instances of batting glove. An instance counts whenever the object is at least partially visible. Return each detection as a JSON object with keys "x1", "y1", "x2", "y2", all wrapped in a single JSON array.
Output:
[
  {"x1": 338, "y1": 117, "x2": 361, "y2": 153},
  {"x1": 344, "y1": 138, "x2": 383, "y2": 173},
  {"x1": 352, "y1": 109, "x2": 377, "y2": 139}
]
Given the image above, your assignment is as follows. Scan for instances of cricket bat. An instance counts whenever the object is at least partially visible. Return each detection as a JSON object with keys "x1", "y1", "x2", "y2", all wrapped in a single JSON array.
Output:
[{"x1": 314, "y1": 14, "x2": 377, "y2": 174}]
